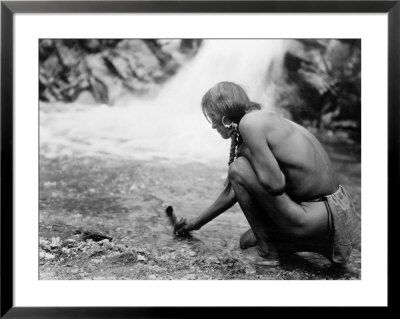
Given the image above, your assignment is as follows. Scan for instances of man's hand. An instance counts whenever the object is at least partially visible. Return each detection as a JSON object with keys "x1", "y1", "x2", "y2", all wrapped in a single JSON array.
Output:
[{"x1": 174, "y1": 218, "x2": 199, "y2": 236}]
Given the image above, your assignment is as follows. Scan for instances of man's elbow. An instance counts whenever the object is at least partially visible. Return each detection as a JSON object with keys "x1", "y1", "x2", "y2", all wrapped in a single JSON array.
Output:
[{"x1": 260, "y1": 175, "x2": 286, "y2": 196}]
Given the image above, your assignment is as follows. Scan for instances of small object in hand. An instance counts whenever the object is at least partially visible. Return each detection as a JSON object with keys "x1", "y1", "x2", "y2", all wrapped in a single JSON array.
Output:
[
  {"x1": 165, "y1": 205, "x2": 178, "y2": 228},
  {"x1": 164, "y1": 205, "x2": 190, "y2": 237}
]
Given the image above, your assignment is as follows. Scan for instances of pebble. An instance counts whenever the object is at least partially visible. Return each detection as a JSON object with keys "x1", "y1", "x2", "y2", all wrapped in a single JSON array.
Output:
[
  {"x1": 43, "y1": 253, "x2": 55, "y2": 260},
  {"x1": 137, "y1": 255, "x2": 147, "y2": 262},
  {"x1": 65, "y1": 239, "x2": 77, "y2": 247},
  {"x1": 188, "y1": 251, "x2": 197, "y2": 257},
  {"x1": 43, "y1": 181, "x2": 57, "y2": 188},
  {"x1": 50, "y1": 237, "x2": 61, "y2": 248},
  {"x1": 245, "y1": 269, "x2": 256, "y2": 275},
  {"x1": 149, "y1": 265, "x2": 163, "y2": 272},
  {"x1": 87, "y1": 265, "x2": 97, "y2": 272},
  {"x1": 148, "y1": 275, "x2": 157, "y2": 280},
  {"x1": 184, "y1": 274, "x2": 196, "y2": 280},
  {"x1": 160, "y1": 254, "x2": 171, "y2": 261},
  {"x1": 116, "y1": 244, "x2": 127, "y2": 252},
  {"x1": 39, "y1": 238, "x2": 51, "y2": 250},
  {"x1": 207, "y1": 256, "x2": 220, "y2": 264}
]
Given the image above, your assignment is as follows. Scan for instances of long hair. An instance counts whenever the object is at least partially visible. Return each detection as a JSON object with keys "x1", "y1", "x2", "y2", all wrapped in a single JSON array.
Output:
[
  {"x1": 201, "y1": 82, "x2": 261, "y2": 125},
  {"x1": 201, "y1": 82, "x2": 261, "y2": 187}
]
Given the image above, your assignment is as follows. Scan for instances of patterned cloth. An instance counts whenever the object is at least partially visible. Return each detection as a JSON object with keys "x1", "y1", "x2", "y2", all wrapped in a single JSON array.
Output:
[{"x1": 325, "y1": 185, "x2": 361, "y2": 264}]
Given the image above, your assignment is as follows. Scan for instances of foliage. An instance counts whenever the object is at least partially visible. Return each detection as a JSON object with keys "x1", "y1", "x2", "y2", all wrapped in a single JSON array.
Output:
[{"x1": 277, "y1": 39, "x2": 361, "y2": 141}]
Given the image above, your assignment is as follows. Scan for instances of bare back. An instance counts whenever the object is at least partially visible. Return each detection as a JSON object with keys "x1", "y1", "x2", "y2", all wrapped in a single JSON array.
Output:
[{"x1": 238, "y1": 110, "x2": 338, "y2": 202}]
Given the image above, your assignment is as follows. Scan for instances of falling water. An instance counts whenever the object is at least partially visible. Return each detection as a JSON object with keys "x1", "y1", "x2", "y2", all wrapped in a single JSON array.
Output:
[{"x1": 40, "y1": 39, "x2": 289, "y2": 162}]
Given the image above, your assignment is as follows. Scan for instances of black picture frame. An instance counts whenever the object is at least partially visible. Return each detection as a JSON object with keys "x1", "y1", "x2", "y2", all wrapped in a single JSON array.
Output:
[{"x1": 1, "y1": 1, "x2": 397, "y2": 317}]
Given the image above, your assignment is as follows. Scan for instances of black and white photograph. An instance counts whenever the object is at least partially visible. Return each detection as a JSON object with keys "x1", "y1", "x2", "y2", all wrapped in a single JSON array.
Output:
[{"x1": 38, "y1": 38, "x2": 361, "y2": 281}]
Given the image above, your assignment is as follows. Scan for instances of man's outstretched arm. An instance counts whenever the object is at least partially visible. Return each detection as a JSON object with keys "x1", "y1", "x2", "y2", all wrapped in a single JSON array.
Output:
[{"x1": 175, "y1": 184, "x2": 237, "y2": 235}]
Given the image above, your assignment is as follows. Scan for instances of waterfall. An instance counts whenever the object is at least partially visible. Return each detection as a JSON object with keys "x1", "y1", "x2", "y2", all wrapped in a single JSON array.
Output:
[{"x1": 40, "y1": 39, "x2": 288, "y2": 162}]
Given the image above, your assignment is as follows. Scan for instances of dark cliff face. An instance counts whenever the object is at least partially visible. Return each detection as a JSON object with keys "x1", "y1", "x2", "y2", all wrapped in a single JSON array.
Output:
[{"x1": 39, "y1": 39, "x2": 202, "y2": 105}]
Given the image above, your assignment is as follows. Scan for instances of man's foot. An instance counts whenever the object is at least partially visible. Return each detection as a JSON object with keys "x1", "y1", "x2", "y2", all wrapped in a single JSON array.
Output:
[
  {"x1": 256, "y1": 245, "x2": 275, "y2": 258},
  {"x1": 239, "y1": 228, "x2": 258, "y2": 249},
  {"x1": 245, "y1": 247, "x2": 281, "y2": 267}
]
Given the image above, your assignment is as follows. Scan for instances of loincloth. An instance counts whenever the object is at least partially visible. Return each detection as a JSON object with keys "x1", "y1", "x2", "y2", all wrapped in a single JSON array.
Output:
[{"x1": 322, "y1": 185, "x2": 361, "y2": 264}]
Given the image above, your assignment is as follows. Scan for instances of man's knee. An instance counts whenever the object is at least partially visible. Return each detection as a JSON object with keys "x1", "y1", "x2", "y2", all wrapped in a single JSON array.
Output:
[{"x1": 228, "y1": 157, "x2": 251, "y2": 184}]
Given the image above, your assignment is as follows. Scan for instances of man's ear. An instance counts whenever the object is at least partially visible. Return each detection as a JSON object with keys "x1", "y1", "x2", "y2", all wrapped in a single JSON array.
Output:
[{"x1": 222, "y1": 116, "x2": 233, "y2": 128}]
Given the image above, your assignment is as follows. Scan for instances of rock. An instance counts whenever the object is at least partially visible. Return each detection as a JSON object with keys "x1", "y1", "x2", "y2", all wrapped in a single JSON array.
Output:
[
  {"x1": 184, "y1": 274, "x2": 196, "y2": 280},
  {"x1": 65, "y1": 239, "x2": 77, "y2": 248},
  {"x1": 149, "y1": 265, "x2": 163, "y2": 273},
  {"x1": 148, "y1": 274, "x2": 157, "y2": 280},
  {"x1": 160, "y1": 255, "x2": 169, "y2": 262},
  {"x1": 116, "y1": 244, "x2": 127, "y2": 252},
  {"x1": 50, "y1": 237, "x2": 62, "y2": 248},
  {"x1": 61, "y1": 247, "x2": 70, "y2": 254},
  {"x1": 82, "y1": 230, "x2": 112, "y2": 242},
  {"x1": 188, "y1": 251, "x2": 196, "y2": 257},
  {"x1": 39, "y1": 241, "x2": 51, "y2": 251},
  {"x1": 137, "y1": 254, "x2": 147, "y2": 262},
  {"x1": 43, "y1": 181, "x2": 57, "y2": 188},
  {"x1": 43, "y1": 253, "x2": 55, "y2": 260},
  {"x1": 87, "y1": 265, "x2": 97, "y2": 272},
  {"x1": 207, "y1": 256, "x2": 220, "y2": 265}
]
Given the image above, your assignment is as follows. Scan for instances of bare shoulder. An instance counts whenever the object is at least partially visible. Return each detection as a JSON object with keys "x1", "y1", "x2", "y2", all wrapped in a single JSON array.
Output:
[{"x1": 239, "y1": 110, "x2": 287, "y2": 135}]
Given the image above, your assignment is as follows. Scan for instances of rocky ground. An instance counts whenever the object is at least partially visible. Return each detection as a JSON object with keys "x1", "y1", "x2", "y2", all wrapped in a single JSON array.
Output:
[{"x1": 39, "y1": 138, "x2": 361, "y2": 280}]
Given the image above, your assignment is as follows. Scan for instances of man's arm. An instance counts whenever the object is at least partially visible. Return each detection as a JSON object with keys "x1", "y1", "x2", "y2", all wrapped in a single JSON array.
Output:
[
  {"x1": 238, "y1": 113, "x2": 286, "y2": 195},
  {"x1": 175, "y1": 184, "x2": 237, "y2": 234},
  {"x1": 193, "y1": 184, "x2": 237, "y2": 229}
]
